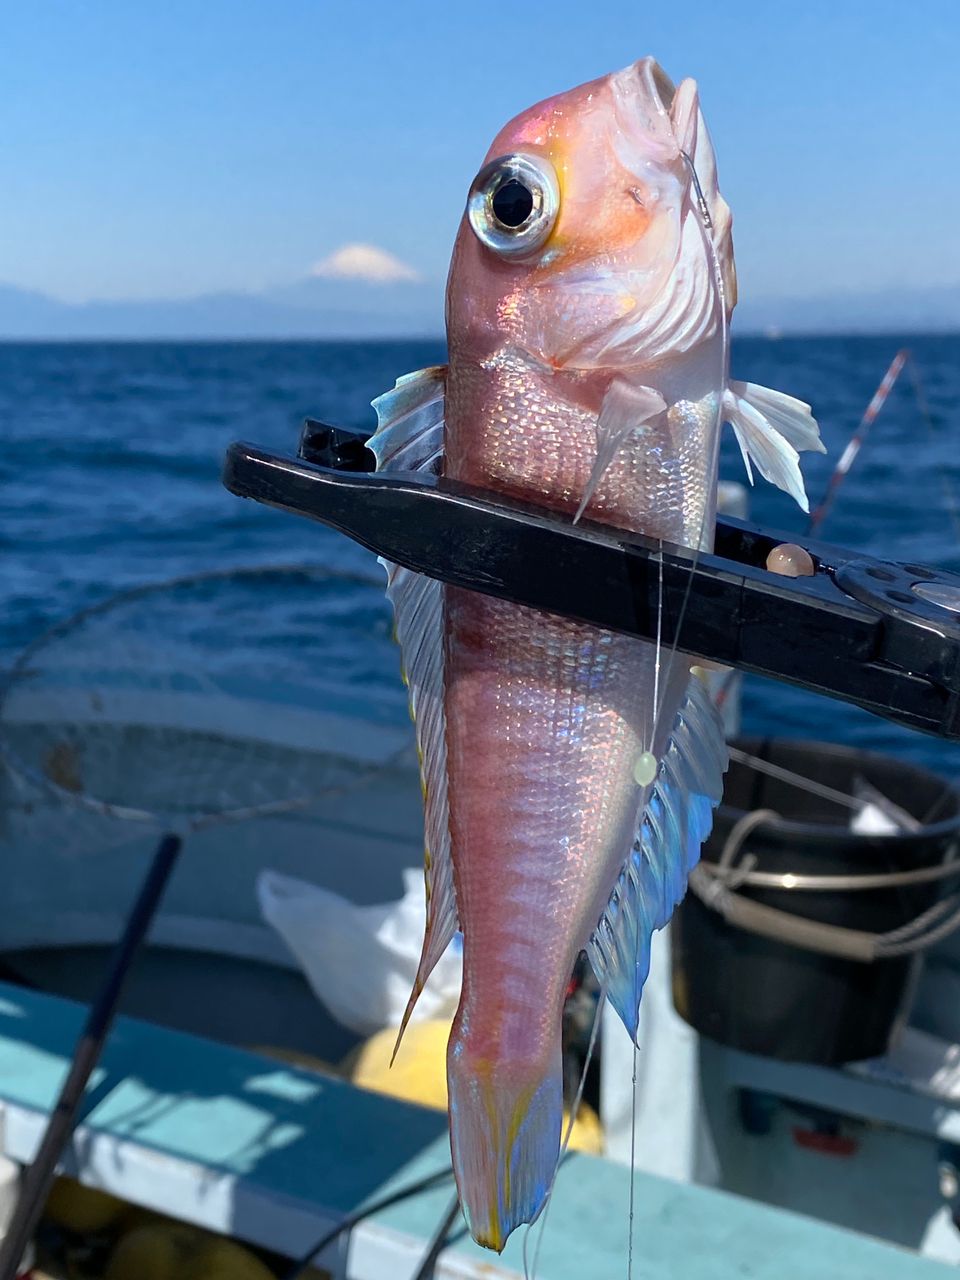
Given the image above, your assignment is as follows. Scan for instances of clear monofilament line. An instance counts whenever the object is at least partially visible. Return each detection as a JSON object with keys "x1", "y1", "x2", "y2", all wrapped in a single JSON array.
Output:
[
  {"x1": 626, "y1": 1031, "x2": 639, "y2": 1280},
  {"x1": 627, "y1": 152, "x2": 730, "y2": 1280},
  {"x1": 647, "y1": 539, "x2": 665, "y2": 755},
  {"x1": 649, "y1": 151, "x2": 729, "y2": 759},
  {"x1": 523, "y1": 988, "x2": 608, "y2": 1280}
]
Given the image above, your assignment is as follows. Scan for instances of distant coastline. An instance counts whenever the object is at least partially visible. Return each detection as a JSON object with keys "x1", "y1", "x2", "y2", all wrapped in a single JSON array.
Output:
[
  {"x1": 0, "y1": 279, "x2": 957, "y2": 342},
  {"x1": 1, "y1": 330, "x2": 958, "y2": 345}
]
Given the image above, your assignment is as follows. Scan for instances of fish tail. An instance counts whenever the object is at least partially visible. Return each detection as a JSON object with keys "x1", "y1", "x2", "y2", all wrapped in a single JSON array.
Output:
[{"x1": 447, "y1": 1014, "x2": 561, "y2": 1252}]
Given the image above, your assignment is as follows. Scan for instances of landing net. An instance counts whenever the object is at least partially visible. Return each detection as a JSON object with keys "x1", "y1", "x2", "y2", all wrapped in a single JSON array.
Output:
[{"x1": 0, "y1": 562, "x2": 411, "y2": 859}]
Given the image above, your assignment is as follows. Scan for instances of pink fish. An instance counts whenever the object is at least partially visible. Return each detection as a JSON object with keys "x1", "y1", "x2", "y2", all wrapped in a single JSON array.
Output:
[{"x1": 369, "y1": 57, "x2": 823, "y2": 1250}]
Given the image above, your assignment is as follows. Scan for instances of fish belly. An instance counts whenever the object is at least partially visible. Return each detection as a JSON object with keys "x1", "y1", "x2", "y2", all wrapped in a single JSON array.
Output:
[{"x1": 443, "y1": 583, "x2": 689, "y2": 1248}]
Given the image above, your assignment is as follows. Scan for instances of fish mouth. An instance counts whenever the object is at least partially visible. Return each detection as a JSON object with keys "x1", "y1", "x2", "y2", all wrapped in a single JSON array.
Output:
[
  {"x1": 606, "y1": 56, "x2": 682, "y2": 170},
  {"x1": 636, "y1": 55, "x2": 677, "y2": 115}
]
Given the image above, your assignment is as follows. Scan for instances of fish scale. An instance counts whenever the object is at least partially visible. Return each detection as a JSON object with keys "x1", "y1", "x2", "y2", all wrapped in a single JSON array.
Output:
[
  {"x1": 369, "y1": 55, "x2": 823, "y2": 1254},
  {"x1": 444, "y1": 345, "x2": 699, "y2": 1248}
]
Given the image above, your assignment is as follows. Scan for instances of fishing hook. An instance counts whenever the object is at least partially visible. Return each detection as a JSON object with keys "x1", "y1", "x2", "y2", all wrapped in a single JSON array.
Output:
[{"x1": 680, "y1": 150, "x2": 713, "y2": 229}]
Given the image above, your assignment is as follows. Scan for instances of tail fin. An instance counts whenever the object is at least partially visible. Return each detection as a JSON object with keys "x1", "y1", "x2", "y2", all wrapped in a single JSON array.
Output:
[{"x1": 447, "y1": 1026, "x2": 562, "y2": 1252}]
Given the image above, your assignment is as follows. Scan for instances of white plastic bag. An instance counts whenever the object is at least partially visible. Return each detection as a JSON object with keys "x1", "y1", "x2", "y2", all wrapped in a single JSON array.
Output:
[{"x1": 257, "y1": 868, "x2": 462, "y2": 1036}]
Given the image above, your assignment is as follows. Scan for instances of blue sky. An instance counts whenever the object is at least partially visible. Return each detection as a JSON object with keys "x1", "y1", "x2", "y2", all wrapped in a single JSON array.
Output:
[{"x1": 1, "y1": 0, "x2": 957, "y2": 306}]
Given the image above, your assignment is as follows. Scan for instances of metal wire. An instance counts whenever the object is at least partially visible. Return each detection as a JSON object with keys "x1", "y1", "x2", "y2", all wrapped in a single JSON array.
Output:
[
  {"x1": 279, "y1": 1167, "x2": 455, "y2": 1280},
  {"x1": 726, "y1": 747, "x2": 867, "y2": 815},
  {"x1": 693, "y1": 851, "x2": 960, "y2": 962},
  {"x1": 876, "y1": 898, "x2": 960, "y2": 958},
  {"x1": 704, "y1": 859, "x2": 960, "y2": 893}
]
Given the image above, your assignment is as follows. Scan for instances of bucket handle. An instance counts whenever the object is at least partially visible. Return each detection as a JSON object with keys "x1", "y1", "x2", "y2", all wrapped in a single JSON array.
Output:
[{"x1": 690, "y1": 810, "x2": 960, "y2": 962}]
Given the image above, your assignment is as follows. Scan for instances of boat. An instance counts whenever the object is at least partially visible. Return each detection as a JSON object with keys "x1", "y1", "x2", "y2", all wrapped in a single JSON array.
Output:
[{"x1": 2, "y1": 478, "x2": 960, "y2": 1279}]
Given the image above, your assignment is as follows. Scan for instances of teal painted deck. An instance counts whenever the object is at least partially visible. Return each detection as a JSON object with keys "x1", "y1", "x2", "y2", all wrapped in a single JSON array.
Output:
[{"x1": 0, "y1": 981, "x2": 952, "y2": 1279}]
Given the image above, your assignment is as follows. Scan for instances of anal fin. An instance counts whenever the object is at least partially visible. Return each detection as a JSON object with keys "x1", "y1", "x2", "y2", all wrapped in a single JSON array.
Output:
[{"x1": 588, "y1": 674, "x2": 728, "y2": 1040}]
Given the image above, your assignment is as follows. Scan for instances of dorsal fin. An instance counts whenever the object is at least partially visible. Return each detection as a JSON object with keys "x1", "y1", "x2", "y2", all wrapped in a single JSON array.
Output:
[
  {"x1": 369, "y1": 366, "x2": 457, "y2": 1054},
  {"x1": 587, "y1": 673, "x2": 727, "y2": 1040}
]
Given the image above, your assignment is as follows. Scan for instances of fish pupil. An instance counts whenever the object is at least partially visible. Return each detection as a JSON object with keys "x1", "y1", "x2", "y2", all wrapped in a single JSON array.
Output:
[{"x1": 492, "y1": 178, "x2": 534, "y2": 228}]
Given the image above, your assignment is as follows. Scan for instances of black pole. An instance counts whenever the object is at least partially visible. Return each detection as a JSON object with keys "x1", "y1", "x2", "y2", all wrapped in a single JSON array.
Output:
[
  {"x1": 0, "y1": 832, "x2": 183, "y2": 1279},
  {"x1": 410, "y1": 1193, "x2": 462, "y2": 1280}
]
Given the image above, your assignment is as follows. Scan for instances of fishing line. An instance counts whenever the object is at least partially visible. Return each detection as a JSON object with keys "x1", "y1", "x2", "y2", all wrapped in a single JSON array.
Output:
[
  {"x1": 622, "y1": 146, "x2": 730, "y2": 1280},
  {"x1": 523, "y1": 987, "x2": 608, "y2": 1280},
  {"x1": 650, "y1": 150, "x2": 730, "y2": 749},
  {"x1": 646, "y1": 540, "x2": 665, "y2": 756},
  {"x1": 529, "y1": 154, "x2": 725, "y2": 1272},
  {"x1": 626, "y1": 1029, "x2": 639, "y2": 1280}
]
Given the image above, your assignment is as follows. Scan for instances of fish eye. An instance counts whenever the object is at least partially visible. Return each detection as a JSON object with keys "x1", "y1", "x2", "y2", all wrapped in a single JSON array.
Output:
[{"x1": 467, "y1": 154, "x2": 559, "y2": 259}]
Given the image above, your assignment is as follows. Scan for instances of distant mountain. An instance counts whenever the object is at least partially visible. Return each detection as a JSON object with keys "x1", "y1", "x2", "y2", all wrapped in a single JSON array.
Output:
[
  {"x1": 0, "y1": 278, "x2": 956, "y2": 341},
  {"x1": 0, "y1": 284, "x2": 72, "y2": 329},
  {"x1": 0, "y1": 277, "x2": 443, "y2": 340}
]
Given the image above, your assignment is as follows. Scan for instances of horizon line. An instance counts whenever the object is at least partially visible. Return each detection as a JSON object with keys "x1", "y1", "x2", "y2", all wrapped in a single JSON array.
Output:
[{"x1": 0, "y1": 328, "x2": 958, "y2": 345}]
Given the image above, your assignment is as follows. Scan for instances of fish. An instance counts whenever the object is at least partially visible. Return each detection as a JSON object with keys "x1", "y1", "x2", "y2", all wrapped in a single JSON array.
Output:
[{"x1": 367, "y1": 57, "x2": 824, "y2": 1251}]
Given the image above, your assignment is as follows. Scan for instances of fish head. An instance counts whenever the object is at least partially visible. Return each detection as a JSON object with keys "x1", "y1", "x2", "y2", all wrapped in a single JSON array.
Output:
[{"x1": 446, "y1": 57, "x2": 736, "y2": 376}]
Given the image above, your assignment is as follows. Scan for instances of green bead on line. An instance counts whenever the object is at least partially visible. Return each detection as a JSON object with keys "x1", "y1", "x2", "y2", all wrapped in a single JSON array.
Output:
[{"x1": 633, "y1": 751, "x2": 658, "y2": 787}]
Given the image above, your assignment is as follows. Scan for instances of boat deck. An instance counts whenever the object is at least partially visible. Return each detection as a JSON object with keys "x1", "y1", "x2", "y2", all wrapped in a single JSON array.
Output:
[{"x1": 0, "y1": 980, "x2": 951, "y2": 1279}]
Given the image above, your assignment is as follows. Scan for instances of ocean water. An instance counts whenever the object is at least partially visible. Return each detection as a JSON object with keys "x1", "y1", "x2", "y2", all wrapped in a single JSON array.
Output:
[{"x1": 2, "y1": 334, "x2": 960, "y2": 781}]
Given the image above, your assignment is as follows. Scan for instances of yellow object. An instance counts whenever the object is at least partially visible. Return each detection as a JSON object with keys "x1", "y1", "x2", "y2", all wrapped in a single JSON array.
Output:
[
  {"x1": 106, "y1": 1223, "x2": 275, "y2": 1280},
  {"x1": 348, "y1": 1019, "x2": 603, "y2": 1155},
  {"x1": 562, "y1": 1095, "x2": 603, "y2": 1153},
  {"x1": 106, "y1": 1224, "x2": 203, "y2": 1280},
  {"x1": 183, "y1": 1238, "x2": 277, "y2": 1280},
  {"x1": 44, "y1": 1177, "x2": 126, "y2": 1233}
]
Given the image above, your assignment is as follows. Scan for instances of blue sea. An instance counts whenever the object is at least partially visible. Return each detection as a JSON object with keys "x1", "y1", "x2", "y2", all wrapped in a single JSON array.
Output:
[{"x1": 3, "y1": 335, "x2": 960, "y2": 780}]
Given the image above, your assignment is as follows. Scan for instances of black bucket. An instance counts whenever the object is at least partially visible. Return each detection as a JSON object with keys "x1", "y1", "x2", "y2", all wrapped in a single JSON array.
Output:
[{"x1": 671, "y1": 739, "x2": 960, "y2": 1064}]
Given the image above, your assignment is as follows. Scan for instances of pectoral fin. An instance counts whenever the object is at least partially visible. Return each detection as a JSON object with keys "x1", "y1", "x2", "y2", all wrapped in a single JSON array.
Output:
[
  {"x1": 724, "y1": 381, "x2": 825, "y2": 512},
  {"x1": 574, "y1": 380, "x2": 667, "y2": 523}
]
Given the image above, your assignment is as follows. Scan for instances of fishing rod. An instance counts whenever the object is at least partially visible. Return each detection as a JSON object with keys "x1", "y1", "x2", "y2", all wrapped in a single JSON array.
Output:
[
  {"x1": 223, "y1": 422, "x2": 960, "y2": 742},
  {"x1": 0, "y1": 834, "x2": 184, "y2": 1280},
  {"x1": 713, "y1": 346, "x2": 913, "y2": 716},
  {"x1": 807, "y1": 348, "x2": 908, "y2": 535}
]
